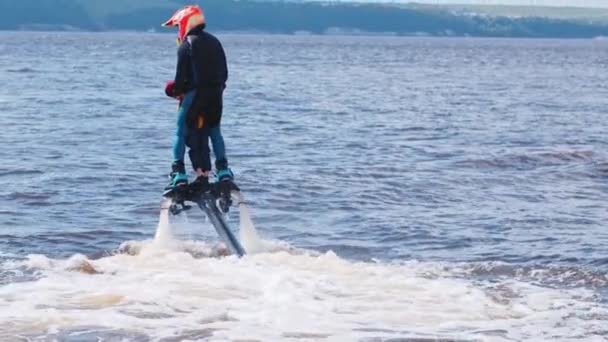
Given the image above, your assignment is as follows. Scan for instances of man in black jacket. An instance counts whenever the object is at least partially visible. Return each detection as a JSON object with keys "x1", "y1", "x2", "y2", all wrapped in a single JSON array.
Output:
[{"x1": 163, "y1": 5, "x2": 234, "y2": 194}]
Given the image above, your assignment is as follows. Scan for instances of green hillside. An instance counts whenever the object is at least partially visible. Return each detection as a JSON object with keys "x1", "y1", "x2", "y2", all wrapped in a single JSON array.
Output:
[
  {"x1": 1, "y1": 0, "x2": 608, "y2": 38},
  {"x1": 411, "y1": 3, "x2": 608, "y2": 23}
]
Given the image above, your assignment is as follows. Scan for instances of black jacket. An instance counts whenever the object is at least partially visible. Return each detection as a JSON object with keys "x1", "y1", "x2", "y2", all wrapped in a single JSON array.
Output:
[{"x1": 173, "y1": 25, "x2": 228, "y2": 128}]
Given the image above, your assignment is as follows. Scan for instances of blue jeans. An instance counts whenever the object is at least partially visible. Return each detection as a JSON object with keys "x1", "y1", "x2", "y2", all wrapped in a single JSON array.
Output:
[
  {"x1": 172, "y1": 90, "x2": 228, "y2": 170},
  {"x1": 172, "y1": 91, "x2": 194, "y2": 163},
  {"x1": 209, "y1": 125, "x2": 227, "y2": 168}
]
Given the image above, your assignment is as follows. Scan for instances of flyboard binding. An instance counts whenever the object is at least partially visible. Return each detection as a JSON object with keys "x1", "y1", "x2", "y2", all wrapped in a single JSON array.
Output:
[{"x1": 161, "y1": 179, "x2": 246, "y2": 257}]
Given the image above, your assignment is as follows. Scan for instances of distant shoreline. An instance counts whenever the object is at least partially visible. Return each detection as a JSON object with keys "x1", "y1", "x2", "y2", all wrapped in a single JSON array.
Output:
[
  {"x1": 2, "y1": 0, "x2": 608, "y2": 39},
  {"x1": 2, "y1": 28, "x2": 607, "y2": 40}
]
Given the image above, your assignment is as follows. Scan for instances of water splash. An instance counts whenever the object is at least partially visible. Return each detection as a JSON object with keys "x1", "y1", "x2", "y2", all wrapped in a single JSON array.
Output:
[
  {"x1": 235, "y1": 192, "x2": 264, "y2": 254},
  {"x1": 1, "y1": 248, "x2": 606, "y2": 341},
  {"x1": 154, "y1": 200, "x2": 175, "y2": 249}
]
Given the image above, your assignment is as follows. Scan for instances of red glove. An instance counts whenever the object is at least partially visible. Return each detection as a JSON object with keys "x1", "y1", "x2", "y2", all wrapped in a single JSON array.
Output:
[{"x1": 165, "y1": 80, "x2": 176, "y2": 98}]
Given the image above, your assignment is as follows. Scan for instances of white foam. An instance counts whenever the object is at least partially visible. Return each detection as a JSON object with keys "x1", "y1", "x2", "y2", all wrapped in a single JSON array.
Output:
[
  {"x1": 1, "y1": 202, "x2": 605, "y2": 340},
  {"x1": 0, "y1": 244, "x2": 606, "y2": 341}
]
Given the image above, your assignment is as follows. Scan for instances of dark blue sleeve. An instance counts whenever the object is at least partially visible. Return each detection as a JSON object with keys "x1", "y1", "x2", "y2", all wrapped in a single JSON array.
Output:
[
  {"x1": 173, "y1": 41, "x2": 191, "y2": 96},
  {"x1": 219, "y1": 40, "x2": 228, "y2": 86}
]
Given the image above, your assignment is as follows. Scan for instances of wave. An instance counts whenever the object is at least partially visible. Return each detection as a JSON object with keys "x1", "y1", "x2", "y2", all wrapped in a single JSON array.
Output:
[
  {"x1": 456, "y1": 149, "x2": 598, "y2": 170},
  {"x1": 5, "y1": 67, "x2": 38, "y2": 73},
  {"x1": 0, "y1": 239, "x2": 606, "y2": 341},
  {"x1": 0, "y1": 197, "x2": 605, "y2": 340}
]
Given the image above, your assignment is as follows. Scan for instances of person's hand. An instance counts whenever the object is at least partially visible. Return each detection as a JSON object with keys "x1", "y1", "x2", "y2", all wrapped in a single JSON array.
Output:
[{"x1": 165, "y1": 80, "x2": 176, "y2": 98}]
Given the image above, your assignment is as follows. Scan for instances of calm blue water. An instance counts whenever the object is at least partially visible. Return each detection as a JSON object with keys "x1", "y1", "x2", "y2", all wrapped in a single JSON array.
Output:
[{"x1": 0, "y1": 32, "x2": 607, "y2": 341}]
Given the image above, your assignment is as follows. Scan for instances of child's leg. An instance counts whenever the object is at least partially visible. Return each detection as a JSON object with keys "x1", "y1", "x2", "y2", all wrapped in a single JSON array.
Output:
[
  {"x1": 209, "y1": 125, "x2": 234, "y2": 183},
  {"x1": 209, "y1": 125, "x2": 228, "y2": 170},
  {"x1": 172, "y1": 91, "x2": 196, "y2": 163},
  {"x1": 168, "y1": 91, "x2": 197, "y2": 187}
]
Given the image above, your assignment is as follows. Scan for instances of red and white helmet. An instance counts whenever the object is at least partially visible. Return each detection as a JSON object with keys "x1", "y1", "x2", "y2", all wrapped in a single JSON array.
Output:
[{"x1": 162, "y1": 5, "x2": 206, "y2": 44}]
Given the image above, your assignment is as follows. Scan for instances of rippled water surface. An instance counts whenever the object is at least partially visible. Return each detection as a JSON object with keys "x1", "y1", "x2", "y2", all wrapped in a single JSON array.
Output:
[{"x1": 0, "y1": 32, "x2": 607, "y2": 341}]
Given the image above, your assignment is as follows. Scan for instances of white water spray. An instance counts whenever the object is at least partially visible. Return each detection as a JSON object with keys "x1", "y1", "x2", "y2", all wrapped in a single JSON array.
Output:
[
  {"x1": 154, "y1": 200, "x2": 175, "y2": 249},
  {"x1": 233, "y1": 192, "x2": 286, "y2": 254},
  {"x1": 233, "y1": 192, "x2": 263, "y2": 253},
  {"x1": 154, "y1": 194, "x2": 270, "y2": 255}
]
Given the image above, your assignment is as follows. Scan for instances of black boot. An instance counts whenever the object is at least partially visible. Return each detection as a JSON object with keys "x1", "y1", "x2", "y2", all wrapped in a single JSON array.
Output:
[
  {"x1": 166, "y1": 160, "x2": 188, "y2": 190},
  {"x1": 215, "y1": 163, "x2": 238, "y2": 213}
]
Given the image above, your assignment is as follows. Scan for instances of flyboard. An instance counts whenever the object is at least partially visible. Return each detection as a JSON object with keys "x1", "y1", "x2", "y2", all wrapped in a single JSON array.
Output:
[{"x1": 161, "y1": 179, "x2": 246, "y2": 256}]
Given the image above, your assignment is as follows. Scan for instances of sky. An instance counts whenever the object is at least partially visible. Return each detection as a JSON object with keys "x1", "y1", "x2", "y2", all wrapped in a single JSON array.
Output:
[{"x1": 336, "y1": 0, "x2": 608, "y2": 8}]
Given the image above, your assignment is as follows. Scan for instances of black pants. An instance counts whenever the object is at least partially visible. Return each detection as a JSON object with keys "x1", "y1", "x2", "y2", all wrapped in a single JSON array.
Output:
[
  {"x1": 184, "y1": 87, "x2": 224, "y2": 172},
  {"x1": 186, "y1": 128, "x2": 211, "y2": 172}
]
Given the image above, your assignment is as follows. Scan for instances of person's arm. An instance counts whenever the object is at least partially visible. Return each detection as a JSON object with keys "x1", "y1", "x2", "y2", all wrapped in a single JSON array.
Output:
[
  {"x1": 219, "y1": 40, "x2": 228, "y2": 88},
  {"x1": 172, "y1": 41, "x2": 191, "y2": 96}
]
